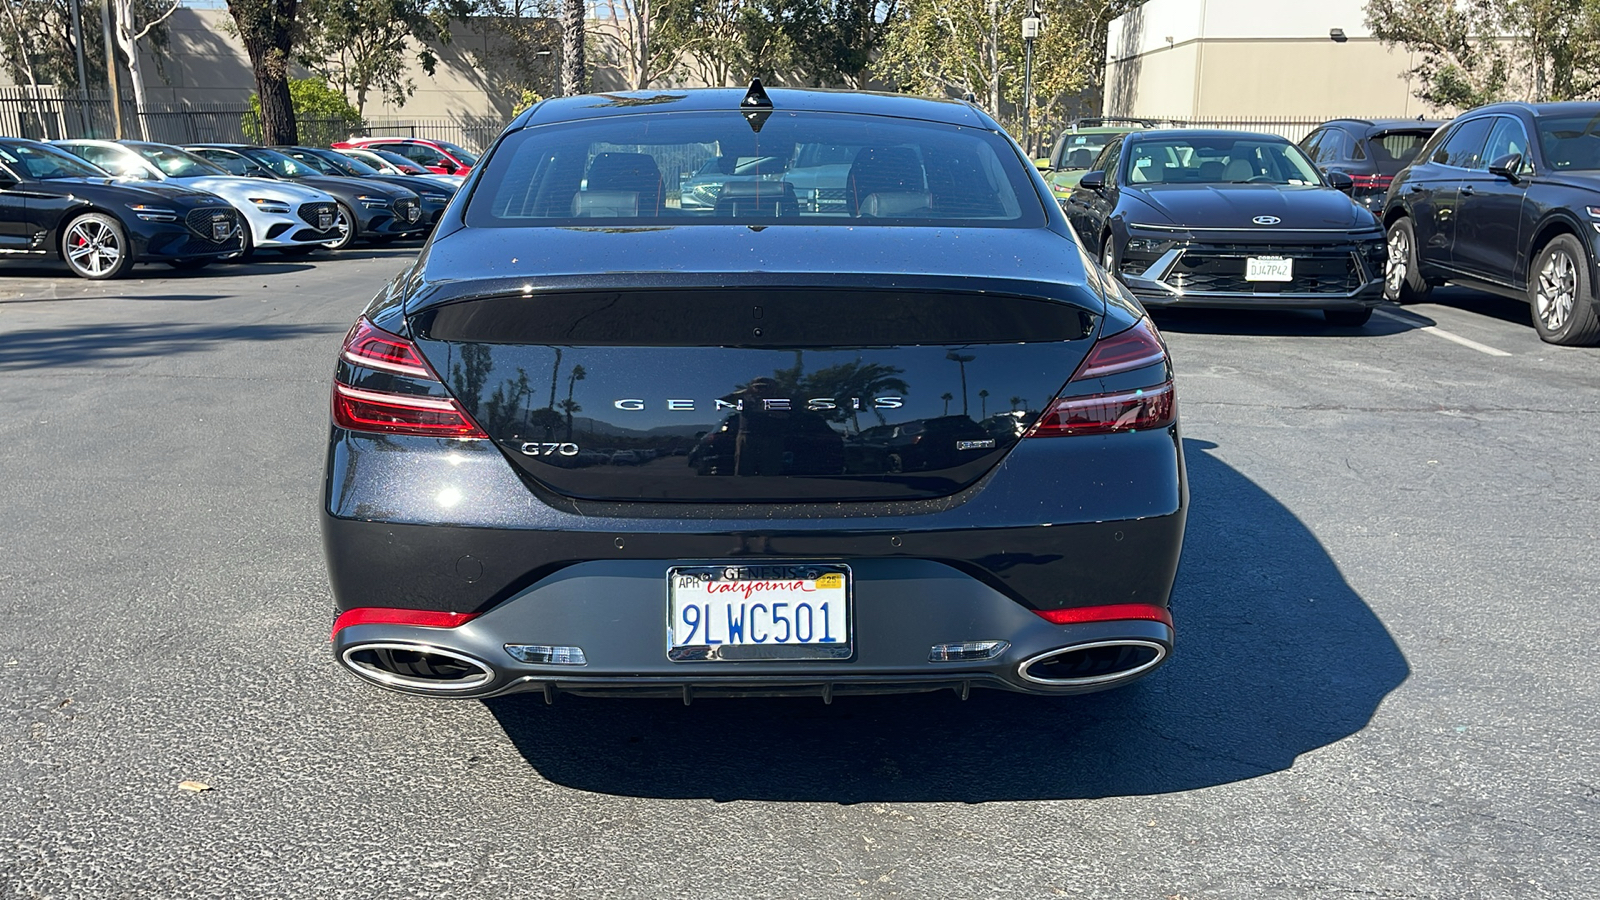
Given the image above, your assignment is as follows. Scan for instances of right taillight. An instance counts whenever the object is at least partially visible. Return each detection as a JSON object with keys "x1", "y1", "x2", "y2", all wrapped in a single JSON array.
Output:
[
  {"x1": 332, "y1": 317, "x2": 488, "y2": 438},
  {"x1": 1028, "y1": 318, "x2": 1175, "y2": 438}
]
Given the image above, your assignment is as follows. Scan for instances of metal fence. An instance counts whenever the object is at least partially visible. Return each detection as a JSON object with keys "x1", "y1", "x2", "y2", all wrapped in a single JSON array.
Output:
[{"x1": 0, "y1": 89, "x2": 505, "y2": 152}]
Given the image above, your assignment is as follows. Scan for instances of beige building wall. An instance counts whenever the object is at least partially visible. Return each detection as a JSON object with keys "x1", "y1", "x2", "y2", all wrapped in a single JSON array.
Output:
[{"x1": 1104, "y1": 0, "x2": 1447, "y2": 123}]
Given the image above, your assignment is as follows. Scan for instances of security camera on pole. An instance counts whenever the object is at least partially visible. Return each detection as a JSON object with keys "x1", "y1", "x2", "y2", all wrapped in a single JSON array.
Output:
[{"x1": 1022, "y1": 4, "x2": 1041, "y2": 157}]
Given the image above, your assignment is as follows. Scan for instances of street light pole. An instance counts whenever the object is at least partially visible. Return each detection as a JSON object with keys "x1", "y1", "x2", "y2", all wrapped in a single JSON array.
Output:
[{"x1": 1022, "y1": 6, "x2": 1041, "y2": 158}]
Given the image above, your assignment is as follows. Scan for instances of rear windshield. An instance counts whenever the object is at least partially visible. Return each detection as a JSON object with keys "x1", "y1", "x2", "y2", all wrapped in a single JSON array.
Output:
[
  {"x1": 1367, "y1": 130, "x2": 1436, "y2": 175},
  {"x1": 1537, "y1": 115, "x2": 1600, "y2": 170},
  {"x1": 465, "y1": 110, "x2": 1043, "y2": 227}
]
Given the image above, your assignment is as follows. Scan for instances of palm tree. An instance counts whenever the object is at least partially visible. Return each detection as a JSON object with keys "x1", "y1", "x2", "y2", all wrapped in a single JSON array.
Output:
[
  {"x1": 564, "y1": 363, "x2": 586, "y2": 439},
  {"x1": 941, "y1": 392, "x2": 953, "y2": 415},
  {"x1": 560, "y1": 0, "x2": 586, "y2": 96},
  {"x1": 1009, "y1": 395, "x2": 1022, "y2": 412},
  {"x1": 978, "y1": 389, "x2": 989, "y2": 419}
]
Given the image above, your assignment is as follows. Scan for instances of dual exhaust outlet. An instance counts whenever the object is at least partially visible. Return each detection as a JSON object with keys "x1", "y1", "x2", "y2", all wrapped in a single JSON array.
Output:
[{"x1": 340, "y1": 638, "x2": 1168, "y2": 695}]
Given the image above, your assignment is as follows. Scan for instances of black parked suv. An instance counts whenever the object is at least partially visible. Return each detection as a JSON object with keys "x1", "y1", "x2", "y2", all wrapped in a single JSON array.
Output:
[
  {"x1": 1299, "y1": 118, "x2": 1442, "y2": 212},
  {"x1": 1382, "y1": 102, "x2": 1600, "y2": 345}
]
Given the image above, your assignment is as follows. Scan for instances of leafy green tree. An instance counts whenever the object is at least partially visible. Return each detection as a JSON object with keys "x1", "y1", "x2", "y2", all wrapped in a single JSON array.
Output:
[
  {"x1": 296, "y1": 0, "x2": 467, "y2": 114},
  {"x1": 877, "y1": 0, "x2": 1134, "y2": 143},
  {"x1": 468, "y1": 0, "x2": 559, "y2": 108},
  {"x1": 242, "y1": 76, "x2": 364, "y2": 145},
  {"x1": 1366, "y1": 0, "x2": 1600, "y2": 106}
]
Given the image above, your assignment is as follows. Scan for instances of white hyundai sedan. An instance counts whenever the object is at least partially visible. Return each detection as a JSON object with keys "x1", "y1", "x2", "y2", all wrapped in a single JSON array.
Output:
[{"x1": 52, "y1": 139, "x2": 340, "y2": 258}]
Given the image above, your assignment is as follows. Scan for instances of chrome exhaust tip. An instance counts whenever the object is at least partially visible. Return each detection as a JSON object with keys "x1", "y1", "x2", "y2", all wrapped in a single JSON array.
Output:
[
  {"x1": 340, "y1": 641, "x2": 495, "y2": 693},
  {"x1": 1017, "y1": 639, "x2": 1167, "y2": 687}
]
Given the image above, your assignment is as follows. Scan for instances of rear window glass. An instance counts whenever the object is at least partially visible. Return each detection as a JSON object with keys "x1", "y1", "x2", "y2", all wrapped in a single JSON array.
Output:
[
  {"x1": 1367, "y1": 130, "x2": 1436, "y2": 175},
  {"x1": 1538, "y1": 115, "x2": 1600, "y2": 171},
  {"x1": 465, "y1": 110, "x2": 1042, "y2": 227}
]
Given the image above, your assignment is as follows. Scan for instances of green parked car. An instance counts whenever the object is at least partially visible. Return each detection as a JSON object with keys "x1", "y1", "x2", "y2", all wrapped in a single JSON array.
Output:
[{"x1": 1038, "y1": 118, "x2": 1154, "y2": 205}]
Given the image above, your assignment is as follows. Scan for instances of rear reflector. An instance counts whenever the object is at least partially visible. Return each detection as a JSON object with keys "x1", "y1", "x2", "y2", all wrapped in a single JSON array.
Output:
[
  {"x1": 1028, "y1": 381, "x2": 1175, "y2": 437},
  {"x1": 1349, "y1": 174, "x2": 1393, "y2": 191},
  {"x1": 332, "y1": 607, "x2": 479, "y2": 638},
  {"x1": 1033, "y1": 604, "x2": 1173, "y2": 627}
]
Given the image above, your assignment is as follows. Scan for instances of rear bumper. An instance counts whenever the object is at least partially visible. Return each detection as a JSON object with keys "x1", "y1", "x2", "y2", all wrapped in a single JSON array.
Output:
[
  {"x1": 321, "y1": 426, "x2": 1188, "y2": 698},
  {"x1": 332, "y1": 562, "x2": 1176, "y2": 699}
]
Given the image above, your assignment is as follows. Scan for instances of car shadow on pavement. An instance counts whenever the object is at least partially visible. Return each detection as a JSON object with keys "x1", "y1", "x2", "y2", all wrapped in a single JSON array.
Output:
[
  {"x1": 0, "y1": 321, "x2": 344, "y2": 370},
  {"x1": 485, "y1": 438, "x2": 1410, "y2": 802},
  {"x1": 1151, "y1": 305, "x2": 1429, "y2": 337}
]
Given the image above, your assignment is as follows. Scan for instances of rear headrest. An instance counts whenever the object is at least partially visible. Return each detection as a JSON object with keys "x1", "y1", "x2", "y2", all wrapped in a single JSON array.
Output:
[
  {"x1": 859, "y1": 191, "x2": 933, "y2": 217},
  {"x1": 714, "y1": 180, "x2": 799, "y2": 217},
  {"x1": 571, "y1": 191, "x2": 639, "y2": 217},
  {"x1": 847, "y1": 147, "x2": 924, "y2": 214},
  {"x1": 1066, "y1": 148, "x2": 1095, "y2": 168},
  {"x1": 585, "y1": 152, "x2": 661, "y2": 214}
]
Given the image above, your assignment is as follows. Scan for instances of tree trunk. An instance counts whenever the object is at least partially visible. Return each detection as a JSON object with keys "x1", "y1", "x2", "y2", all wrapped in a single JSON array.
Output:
[
  {"x1": 230, "y1": 0, "x2": 300, "y2": 144},
  {"x1": 110, "y1": 0, "x2": 148, "y2": 139},
  {"x1": 561, "y1": 0, "x2": 585, "y2": 96}
]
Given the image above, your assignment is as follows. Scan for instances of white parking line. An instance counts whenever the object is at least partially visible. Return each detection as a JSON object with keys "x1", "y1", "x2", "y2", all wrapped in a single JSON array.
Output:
[{"x1": 1373, "y1": 309, "x2": 1513, "y2": 357}]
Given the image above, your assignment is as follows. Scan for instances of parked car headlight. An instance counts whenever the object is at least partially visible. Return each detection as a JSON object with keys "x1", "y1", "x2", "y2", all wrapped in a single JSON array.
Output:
[
  {"x1": 359, "y1": 196, "x2": 390, "y2": 210},
  {"x1": 125, "y1": 203, "x2": 178, "y2": 222},
  {"x1": 249, "y1": 197, "x2": 292, "y2": 214}
]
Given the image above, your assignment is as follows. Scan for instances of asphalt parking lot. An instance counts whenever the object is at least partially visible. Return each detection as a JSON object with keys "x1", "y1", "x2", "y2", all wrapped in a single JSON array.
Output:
[{"x1": 1, "y1": 250, "x2": 1596, "y2": 899}]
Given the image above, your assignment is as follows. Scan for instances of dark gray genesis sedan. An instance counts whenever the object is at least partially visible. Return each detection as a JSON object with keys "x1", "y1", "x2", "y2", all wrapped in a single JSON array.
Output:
[{"x1": 322, "y1": 83, "x2": 1188, "y2": 702}]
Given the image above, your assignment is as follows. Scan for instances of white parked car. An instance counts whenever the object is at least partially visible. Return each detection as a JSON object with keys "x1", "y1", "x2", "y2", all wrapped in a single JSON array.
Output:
[{"x1": 52, "y1": 139, "x2": 341, "y2": 258}]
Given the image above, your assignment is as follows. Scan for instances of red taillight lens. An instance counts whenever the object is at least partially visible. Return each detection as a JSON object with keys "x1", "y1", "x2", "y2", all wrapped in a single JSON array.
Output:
[
  {"x1": 1027, "y1": 318, "x2": 1175, "y2": 438},
  {"x1": 333, "y1": 384, "x2": 488, "y2": 437},
  {"x1": 1072, "y1": 318, "x2": 1167, "y2": 380},
  {"x1": 332, "y1": 607, "x2": 479, "y2": 638},
  {"x1": 1032, "y1": 603, "x2": 1173, "y2": 627},
  {"x1": 1029, "y1": 382, "x2": 1174, "y2": 437},
  {"x1": 1349, "y1": 174, "x2": 1393, "y2": 191},
  {"x1": 333, "y1": 317, "x2": 488, "y2": 439},
  {"x1": 342, "y1": 318, "x2": 434, "y2": 378}
]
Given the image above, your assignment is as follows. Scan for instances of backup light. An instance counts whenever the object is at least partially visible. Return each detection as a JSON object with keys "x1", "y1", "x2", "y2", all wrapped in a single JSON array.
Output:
[
  {"x1": 929, "y1": 640, "x2": 1009, "y2": 662},
  {"x1": 504, "y1": 644, "x2": 588, "y2": 666}
]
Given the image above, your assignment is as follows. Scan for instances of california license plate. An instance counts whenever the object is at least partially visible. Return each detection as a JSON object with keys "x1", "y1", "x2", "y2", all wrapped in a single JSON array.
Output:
[
  {"x1": 319, "y1": 212, "x2": 334, "y2": 230},
  {"x1": 1246, "y1": 256, "x2": 1294, "y2": 282},
  {"x1": 667, "y1": 564, "x2": 851, "y2": 661}
]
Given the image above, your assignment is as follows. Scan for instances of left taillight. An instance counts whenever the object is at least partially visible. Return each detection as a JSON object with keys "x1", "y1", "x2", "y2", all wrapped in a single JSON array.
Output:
[
  {"x1": 1028, "y1": 318, "x2": 1175, "y2": 438},
  {"x1": 332, "y1": 317, "x2": 488, "y2": 438}
]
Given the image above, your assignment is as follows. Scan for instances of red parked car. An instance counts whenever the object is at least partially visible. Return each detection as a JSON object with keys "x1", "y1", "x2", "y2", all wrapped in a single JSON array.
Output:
[{"x1": 330, "y1": 137, "x2": 478, "y2": 176}]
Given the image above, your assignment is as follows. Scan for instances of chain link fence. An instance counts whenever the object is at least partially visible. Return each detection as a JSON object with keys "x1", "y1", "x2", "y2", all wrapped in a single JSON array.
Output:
[{"x1": 1, "y1": 89, "x2": 505, "y2": 152}]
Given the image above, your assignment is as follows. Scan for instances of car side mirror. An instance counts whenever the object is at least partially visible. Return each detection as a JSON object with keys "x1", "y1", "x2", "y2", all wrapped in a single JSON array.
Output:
[
  {"x1": 1078, "y1": 171, "x2": 1106, "y2": 192},
  {"x1": 1488, "y1": 153, "x2": 1525, "y2": 182},
  {"x1": 1326, "y1": 170, "x2": 1355, "y2": 193},
  {"x1": 1034, "y1": 157, "x2": 1052, "y2": 172},
  {"x1": 0, "y1": 171, "x2": 16, "y2": 189}
]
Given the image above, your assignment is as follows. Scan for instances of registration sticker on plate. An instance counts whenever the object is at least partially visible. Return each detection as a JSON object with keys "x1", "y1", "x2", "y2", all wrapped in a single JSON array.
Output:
[
  {"x1": 667, "y1": 564, "x2": 851, "y2": 661},
  {"x1": 1246, "y1": 256, "x2": 1294, "y2": 282}
]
